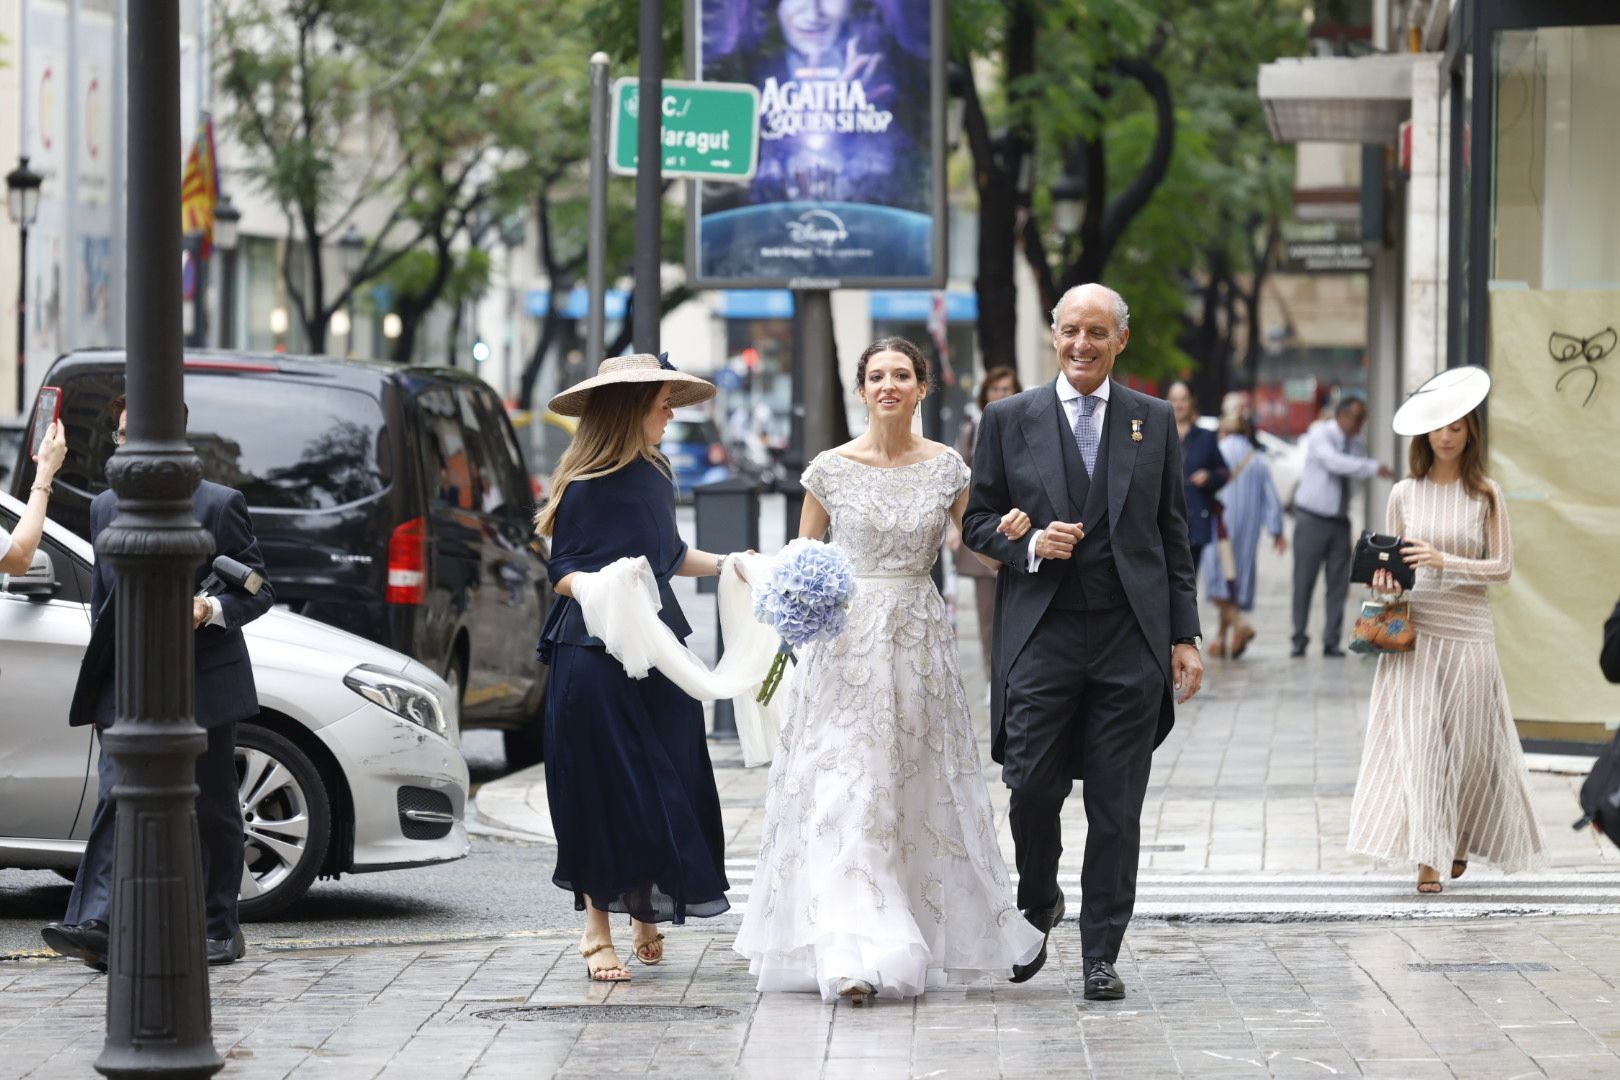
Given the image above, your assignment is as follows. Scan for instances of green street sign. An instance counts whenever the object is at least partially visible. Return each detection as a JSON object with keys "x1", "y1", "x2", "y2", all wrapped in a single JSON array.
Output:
[{"x1": 609, "y1": 78, "x2": 760, "y2": 183}]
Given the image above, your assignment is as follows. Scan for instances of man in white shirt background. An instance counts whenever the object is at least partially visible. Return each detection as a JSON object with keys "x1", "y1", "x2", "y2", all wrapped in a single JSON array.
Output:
[{"x1": 1290, "y1": 396, "x2": 1392, "y2": 657}]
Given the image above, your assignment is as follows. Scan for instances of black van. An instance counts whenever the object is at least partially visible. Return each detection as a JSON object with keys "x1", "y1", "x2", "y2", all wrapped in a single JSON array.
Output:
[{"x1": 12, "y1": 350, "x2": 553, "y2": 765}]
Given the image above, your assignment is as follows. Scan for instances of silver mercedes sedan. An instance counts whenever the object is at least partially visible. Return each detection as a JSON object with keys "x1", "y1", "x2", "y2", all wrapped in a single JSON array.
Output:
[{"x1": 0, "y1": 491, "x2": 469, "y2": 918}]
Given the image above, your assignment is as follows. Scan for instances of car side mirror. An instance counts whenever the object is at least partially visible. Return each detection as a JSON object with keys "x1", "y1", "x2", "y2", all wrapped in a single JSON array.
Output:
[{"x1": 3, "y1": 549, "x2": 58, "y2": 600}]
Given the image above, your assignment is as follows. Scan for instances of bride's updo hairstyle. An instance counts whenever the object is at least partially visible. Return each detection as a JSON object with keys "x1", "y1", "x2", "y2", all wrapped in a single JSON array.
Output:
[{"x1": 854, "y1": 337, "x2": 930, "y2": 392}]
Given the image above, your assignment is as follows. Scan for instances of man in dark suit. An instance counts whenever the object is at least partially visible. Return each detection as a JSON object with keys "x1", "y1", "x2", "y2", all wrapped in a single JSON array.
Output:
[
  {"x1": 42, "y1": 398, "x2": 273, "y2": 970},
  {"x1": 963, "y1": 283, "x2": 1203, "y2": 1001}
]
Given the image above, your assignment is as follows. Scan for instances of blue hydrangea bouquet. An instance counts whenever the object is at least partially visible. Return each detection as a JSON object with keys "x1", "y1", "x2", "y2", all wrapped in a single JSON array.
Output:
[{"x1": 752, "y1": 538, "x2": 857, "y2": 705}]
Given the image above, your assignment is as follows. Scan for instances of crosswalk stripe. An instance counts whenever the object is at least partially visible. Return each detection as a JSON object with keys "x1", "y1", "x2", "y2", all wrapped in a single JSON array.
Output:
[{"x1": 716, "y1": 863, "x2": 1620, "y2": 921}]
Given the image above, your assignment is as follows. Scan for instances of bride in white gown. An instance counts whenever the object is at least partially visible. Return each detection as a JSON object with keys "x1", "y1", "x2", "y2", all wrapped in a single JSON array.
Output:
[{"x1": 733, "y1": 339, "x2": 1044, "y2": 1004}]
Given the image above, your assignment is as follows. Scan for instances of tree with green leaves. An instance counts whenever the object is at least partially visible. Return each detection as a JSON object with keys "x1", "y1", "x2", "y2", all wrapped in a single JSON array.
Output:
[
  {"x1": 217, "y1": 0, "x2": 587, "y2": 360},
  {"x1": 954, "y1": 0, "x2": 1306, "y2": 386}
]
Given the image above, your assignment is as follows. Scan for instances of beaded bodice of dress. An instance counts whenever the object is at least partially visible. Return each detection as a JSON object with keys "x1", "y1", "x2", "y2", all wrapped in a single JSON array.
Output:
[{"x1": 809, "y1": 450, "x2": 968, "y2": 578}]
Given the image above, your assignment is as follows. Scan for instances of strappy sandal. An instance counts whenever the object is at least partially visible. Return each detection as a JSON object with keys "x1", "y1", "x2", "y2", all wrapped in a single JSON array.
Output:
[
  {"x1": 1417, "y1": 865, "x2": 1443, "y2": 894},
  {"x1": 1452, "y1": 833, "x2": 1469, "y2": 879},
  {"x1": 632, "y1": 928, "x2": 665, "y2": 966},
  {"x1": 580, "y1": 941, "x2": 631, "y2": 982}
]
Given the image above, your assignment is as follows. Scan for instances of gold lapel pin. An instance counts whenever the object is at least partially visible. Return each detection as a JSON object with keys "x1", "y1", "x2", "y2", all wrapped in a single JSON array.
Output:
[{"x1": 1130, "y1": 418, "x2": 1144, "y2": 443}]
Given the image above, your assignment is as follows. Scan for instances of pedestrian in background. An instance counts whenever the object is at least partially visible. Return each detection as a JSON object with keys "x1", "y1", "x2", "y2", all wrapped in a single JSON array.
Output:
[
  {"x1": 535, "y1": 355, "x2": 738, "y2": 982},
  {"x1": 1168, "y1": 382, "x2": 1228, "y2": 570},
  {"x1": 1202, "y1": 393, "x2": 1286, "y2": 658},
  {"x1": 43, "y1": 397, "x2": 274, "y2": 969},
  {"x1": 1347, "y1": 368, "x2": 1543, "y2": 893},
  {"x1": 0, "y1": 420, "x2": 66, "y2": 575},
  {"x1": 948, "y1": 364, "x2": 1022, "y2": 681},
  {"x1": 1290, "y1": 396, "x2": 1392, "y2": 657}
]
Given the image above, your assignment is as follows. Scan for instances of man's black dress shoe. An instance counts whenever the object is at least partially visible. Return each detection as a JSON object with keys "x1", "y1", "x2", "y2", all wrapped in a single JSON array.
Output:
[
  {"x1": 41, "y1": 920, "x2": 109, "y2": 971},
  {"x1": 207, "y1": 929, "x2": 246, "y2": 966},
  {"x1": 1290, "y1": 643, "x2": 1308, "y2": 658},
  {"x1": 1009, "y1": 893, "x2": 1065, "y2": 984},
  {"x1": 1083, "y1": 958, "x2": 1126, "y2": 1001},
  {"x1": 1323, "y1": 646, "x2": 1346, "y2": 658}
]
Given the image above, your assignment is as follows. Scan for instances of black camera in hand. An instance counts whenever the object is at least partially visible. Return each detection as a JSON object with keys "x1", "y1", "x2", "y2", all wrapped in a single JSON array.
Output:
[{"x1": 200, "y1": 555, "x2": 264, "y2": 598}]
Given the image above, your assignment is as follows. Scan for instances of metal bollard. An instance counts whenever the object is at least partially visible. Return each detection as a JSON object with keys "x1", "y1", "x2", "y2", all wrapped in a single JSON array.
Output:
[{"x1": 693, "y1": 475, "x2": 761, "y2": 740}]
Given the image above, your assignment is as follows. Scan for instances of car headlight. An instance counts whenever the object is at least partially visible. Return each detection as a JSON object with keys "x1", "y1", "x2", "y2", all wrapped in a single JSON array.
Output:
[{"x1": 343, "y1": 664, "x2": 448, "y2": 737}]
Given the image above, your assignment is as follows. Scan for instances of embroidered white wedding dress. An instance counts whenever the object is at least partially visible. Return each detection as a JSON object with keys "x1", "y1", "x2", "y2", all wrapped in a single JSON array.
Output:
[{"x1": 733, "y1": 449, "x2": 1044, "y2": 1001}]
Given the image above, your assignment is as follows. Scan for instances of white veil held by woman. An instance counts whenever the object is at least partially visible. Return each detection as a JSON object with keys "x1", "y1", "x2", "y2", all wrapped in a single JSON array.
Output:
[{"x1": 568, "y1": 553, "x2": 785, "y2": 766}]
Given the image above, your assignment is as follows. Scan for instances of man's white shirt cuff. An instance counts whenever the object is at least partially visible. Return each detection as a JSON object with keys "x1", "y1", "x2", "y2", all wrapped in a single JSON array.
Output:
[
  {"x1": 1026, "y1": 531, "x2": 1044, "y2": 573},
  {"x1": 205, "y1": 595, "x2": 226, "y2": 628}
]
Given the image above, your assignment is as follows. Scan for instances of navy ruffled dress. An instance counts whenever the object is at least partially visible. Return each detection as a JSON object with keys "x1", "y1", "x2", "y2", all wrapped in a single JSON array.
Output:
[{"x1": 538, "y1": 457, "x2": 730, "y2": 923}]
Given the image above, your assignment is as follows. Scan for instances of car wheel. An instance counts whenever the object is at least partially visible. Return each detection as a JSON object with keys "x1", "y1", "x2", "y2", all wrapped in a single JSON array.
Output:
[{"x1": 235, "y1": 723, "x2": 332, "y2": 921}]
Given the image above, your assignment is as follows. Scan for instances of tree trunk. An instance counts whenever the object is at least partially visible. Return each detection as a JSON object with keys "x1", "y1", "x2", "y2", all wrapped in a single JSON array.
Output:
[{"x1": 961, "y1": 1, "x2": 1036, "y2": 375}]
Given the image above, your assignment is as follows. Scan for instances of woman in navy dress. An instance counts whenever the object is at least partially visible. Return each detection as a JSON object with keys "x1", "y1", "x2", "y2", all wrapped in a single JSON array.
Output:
[
  {"x1": 535, "y1": 354, "x2": 740, "y2": 982},
  {"x1": 1168, "y1": 381, "x2": 1229, "y2": 569}
]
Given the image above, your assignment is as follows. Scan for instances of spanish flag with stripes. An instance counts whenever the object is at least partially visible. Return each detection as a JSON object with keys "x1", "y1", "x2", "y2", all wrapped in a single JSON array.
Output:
[{"x1": 180, "y1": 116, "x2": 219, "y2": 259}]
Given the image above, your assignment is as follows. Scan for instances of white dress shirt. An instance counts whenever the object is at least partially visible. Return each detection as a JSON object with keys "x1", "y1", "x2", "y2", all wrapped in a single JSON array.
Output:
[
  {"x1": 1026, "y1": 376, "x2": 1112, "y2": 571},
  {"x1": 1293, "y1": 417, "x2": 1383, "y2": 519}
]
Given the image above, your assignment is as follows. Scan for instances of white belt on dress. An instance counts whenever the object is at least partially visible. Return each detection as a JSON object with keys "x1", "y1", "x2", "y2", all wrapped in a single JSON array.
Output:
[{"x1": 854, "y1": 571, "x2": 932, "y2": 580}]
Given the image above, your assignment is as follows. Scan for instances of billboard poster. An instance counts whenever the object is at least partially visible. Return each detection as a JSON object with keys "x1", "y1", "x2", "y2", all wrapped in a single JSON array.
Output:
[{"x1": 689, "y1": 0, "x2": 944, "y2": 288}]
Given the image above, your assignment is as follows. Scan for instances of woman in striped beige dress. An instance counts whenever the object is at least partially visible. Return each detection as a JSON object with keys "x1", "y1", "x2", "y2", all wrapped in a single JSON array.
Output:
[{"x1": 1347, "y1": 368, "x2": 1544, "y2": 892}]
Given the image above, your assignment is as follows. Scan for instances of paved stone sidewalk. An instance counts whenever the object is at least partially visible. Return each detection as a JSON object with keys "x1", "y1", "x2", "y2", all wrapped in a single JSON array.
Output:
[{"x1": 5, "y1": 916, "x2": 1620, "y2": 1078}]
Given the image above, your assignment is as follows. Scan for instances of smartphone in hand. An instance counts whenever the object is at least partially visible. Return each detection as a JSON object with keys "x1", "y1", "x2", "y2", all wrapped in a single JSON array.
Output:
[{"x1": 30, "y1": 385, "x2": 62, "y2": 461}]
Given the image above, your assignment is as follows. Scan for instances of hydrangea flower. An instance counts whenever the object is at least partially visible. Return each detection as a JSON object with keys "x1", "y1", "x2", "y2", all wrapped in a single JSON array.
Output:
[{"x1": 752, "y1": 539, "x2": 856, "y2": 703}]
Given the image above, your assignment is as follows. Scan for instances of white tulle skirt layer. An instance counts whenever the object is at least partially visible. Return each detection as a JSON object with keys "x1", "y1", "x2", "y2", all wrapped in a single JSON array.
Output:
[{"x1": 733, "y1": 579, "x2": 1044, "y2": 1002}]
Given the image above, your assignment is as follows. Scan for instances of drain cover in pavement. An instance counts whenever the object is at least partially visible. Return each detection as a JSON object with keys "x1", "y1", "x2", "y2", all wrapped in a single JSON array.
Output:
[
  {"x1": 1408, "y1": 962, "x2": 1552, "y2": 973},
  {"x1": 472, "y1": 1005, "x2": 740, "y2": 1024}
]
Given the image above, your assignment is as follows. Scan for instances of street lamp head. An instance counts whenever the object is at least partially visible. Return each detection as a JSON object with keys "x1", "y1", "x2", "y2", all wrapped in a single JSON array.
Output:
[
  {"x1": 6, "y1": 155, "x2": 44, "y2": 229},
  {"x1": 339, "y1": 223, "x2": 365, "y2": 276},
  {"x1": 214, "y1": 193, "x2": 241, "y2": 252},
  {"x1": 1050, "y1": 170, "x2": 1087, "y2": 236}
]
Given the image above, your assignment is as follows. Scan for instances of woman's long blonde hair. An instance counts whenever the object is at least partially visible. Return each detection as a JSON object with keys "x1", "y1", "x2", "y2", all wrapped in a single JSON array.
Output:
[{"x1": 533, "y1": 382, "x2": 670, "y2": 537}]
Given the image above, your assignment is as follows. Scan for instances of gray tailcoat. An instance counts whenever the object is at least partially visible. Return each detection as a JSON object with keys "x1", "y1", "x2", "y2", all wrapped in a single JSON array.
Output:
[{"x1": 962, "y1": 378, "x2": 1200, "y2": 776}]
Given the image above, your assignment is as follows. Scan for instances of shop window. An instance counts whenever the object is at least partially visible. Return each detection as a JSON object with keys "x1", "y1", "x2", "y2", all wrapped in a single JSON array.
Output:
[{"x1": 1492, "y1": 26, "x2": 1620, "y2": 290}]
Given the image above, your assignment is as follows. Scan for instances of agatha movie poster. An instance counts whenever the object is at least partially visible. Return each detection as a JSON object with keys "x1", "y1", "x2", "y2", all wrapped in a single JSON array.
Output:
[{"x1": 692, "y1": 0, "x2": 943, "y2": 286}]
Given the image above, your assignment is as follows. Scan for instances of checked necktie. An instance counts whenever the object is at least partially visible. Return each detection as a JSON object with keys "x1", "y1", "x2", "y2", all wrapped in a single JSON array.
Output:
[{"x1": 1072, "y1": 394, "x2": 1100, "y2": 477}]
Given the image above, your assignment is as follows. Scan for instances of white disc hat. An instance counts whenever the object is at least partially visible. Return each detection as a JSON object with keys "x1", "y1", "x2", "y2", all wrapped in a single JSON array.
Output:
[{"x1": 1391, "y1": 366, "x2": 1492, "y2": 437}]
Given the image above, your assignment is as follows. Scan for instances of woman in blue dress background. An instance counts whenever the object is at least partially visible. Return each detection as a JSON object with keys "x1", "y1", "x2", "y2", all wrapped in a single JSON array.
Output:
[
  {"x1": 535, "y1": 354, "x2": 741, "y2": 982},
  {"x1": 1200, "y1": 393, "x2": 1287, "y2": 658}
]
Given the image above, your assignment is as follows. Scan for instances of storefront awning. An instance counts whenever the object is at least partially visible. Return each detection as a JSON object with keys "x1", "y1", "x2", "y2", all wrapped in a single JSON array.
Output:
[{"x1": 1258, "y1": 54, "x2": 1421, "y2": 144}]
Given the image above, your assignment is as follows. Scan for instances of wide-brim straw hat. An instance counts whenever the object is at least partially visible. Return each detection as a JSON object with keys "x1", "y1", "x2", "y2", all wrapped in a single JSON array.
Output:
[
  {"x1": 1391, "y1": 365, "x2": 1491, "y2": 437},
  {"x1": 547, "y1": 353, "x2": 716, "y2": 418}
]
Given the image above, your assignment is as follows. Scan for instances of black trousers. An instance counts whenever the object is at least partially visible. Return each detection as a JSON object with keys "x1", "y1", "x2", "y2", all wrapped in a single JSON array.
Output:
[
  {"x1": 65, "y1": 721, "x2": 243, "y2": 941},
  {"x1": 1002, "y1": 603, "x2": 1163, "y2": 962},
  {"x1": 1291, "y1": 509, "x2": 1352, "y2": 651}
]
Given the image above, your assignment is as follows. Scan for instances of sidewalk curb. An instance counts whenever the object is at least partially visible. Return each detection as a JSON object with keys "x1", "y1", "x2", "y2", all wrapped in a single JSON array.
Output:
[{"x1": 471, "y1": 763, "x2": 555, "y2": 844}]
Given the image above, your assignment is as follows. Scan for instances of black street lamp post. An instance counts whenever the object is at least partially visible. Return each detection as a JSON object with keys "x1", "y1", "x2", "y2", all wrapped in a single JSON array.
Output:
[
  {"x1": 95, "y1": 3, "x2": 222, "y2": 1076},
  {"x1": 214, "y1": 194, "x2": 240, "y2": 349},
  {"x1": 6, "y1": 155, "x2": 43, "y2": 413}
]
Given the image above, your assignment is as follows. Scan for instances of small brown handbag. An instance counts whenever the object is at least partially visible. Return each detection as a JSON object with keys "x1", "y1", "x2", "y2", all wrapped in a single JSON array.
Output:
[{"x1": 1350, "y1": 599, "x2": 1416, "y2": 654}]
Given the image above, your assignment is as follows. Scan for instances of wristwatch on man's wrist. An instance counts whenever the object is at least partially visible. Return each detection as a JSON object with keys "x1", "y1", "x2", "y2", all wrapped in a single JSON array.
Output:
[{"x1": 1173, "y1": 636, "x2": 1201, "y2": 649}]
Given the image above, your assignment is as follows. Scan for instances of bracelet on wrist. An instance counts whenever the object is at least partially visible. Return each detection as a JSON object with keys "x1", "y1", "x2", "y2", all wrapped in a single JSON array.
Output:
[
  {"x1": 30, "y1": 481, "x2": 52, "y2": 496},
  {"x1": 715, "y1": 553, "x2": 730, "y2": 577}
]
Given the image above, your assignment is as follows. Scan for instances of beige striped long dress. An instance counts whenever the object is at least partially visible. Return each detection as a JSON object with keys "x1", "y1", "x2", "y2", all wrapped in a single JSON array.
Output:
[{"x1": 1346, "y1": 476, "x2": 1546, "y2": 873}]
